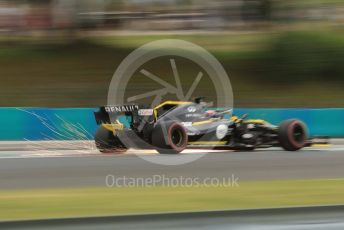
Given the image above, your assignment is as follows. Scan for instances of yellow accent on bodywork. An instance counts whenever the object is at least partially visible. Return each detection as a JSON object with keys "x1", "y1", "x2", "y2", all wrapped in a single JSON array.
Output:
[
  {"x1": 154, "y1": 101, "x2": 192, "y2": 110},
  {"x1": 192, "y1": 120, "x2": 213, "y2": 126},
  {"x1": 244, "y1": 119, "x2": 270, "y2": 125},
  {"x1": 231, "y1": 116, "x2": 239, "y2": 122},
  {"x1": 153, "y1": 101, "x2": 192, "y2": 120},
  {"x1": 101, "y1": 121, "x2": 124, "y2": 135},
  {"x1": 230, "y1": 116, "x2": 270, "y2": 125},
  {"x1": 311, "y1": 144, "x2": 331, "y2": 147}
]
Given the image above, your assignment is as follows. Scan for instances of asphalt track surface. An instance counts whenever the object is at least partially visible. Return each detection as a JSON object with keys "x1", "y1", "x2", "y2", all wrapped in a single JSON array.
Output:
[
  {"x1": 0, "y1": 142, "x2": 344, "y2": 189},
  {"x1": 2, "y1": 206, "x2": 344, "y2": 230}
]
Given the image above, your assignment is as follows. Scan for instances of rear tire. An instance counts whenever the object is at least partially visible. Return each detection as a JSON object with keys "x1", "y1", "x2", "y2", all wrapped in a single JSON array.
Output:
[
  {"x1": 95, "y1": 126, "x2": 127, "y2": 153},
  {"x1": 152, "y1": 122, "x2": 188, "y2": 154},
  {"x1": 278, "y1": 119, "x2": 307, "y2": 151}
]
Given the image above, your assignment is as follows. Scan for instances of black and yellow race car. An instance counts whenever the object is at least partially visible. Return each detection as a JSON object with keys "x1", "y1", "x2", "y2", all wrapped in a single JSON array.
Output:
[{"x1": 94, "y1": 98, "x2": 308, "y2": 154}]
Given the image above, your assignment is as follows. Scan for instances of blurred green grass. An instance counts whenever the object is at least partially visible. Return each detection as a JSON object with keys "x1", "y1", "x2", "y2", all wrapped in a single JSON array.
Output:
[
  {"x1": 1, "y1": 30, "x2": 344, "y2": 107},
  {"x1": 1, "y1": 179, "x2": 344, "y2": 221}
]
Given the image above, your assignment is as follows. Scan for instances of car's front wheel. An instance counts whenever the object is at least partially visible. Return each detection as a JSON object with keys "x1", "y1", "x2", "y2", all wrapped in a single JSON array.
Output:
[{"x1": 278, "y1": 119, "x2": 307, "y2": 151}]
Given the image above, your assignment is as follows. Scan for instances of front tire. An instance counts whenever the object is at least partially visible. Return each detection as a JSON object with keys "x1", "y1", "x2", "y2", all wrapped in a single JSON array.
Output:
[
  {"x1": 95, "y1": 126, "x2": 127, "y2": 153},
  {"x1": 278, "y1": 119, "x2": 307, "y2": 151}
]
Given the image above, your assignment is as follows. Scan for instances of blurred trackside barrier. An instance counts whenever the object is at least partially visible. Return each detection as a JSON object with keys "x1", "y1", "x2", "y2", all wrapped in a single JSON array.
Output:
[
  {"x1": 0, "y1": 108, "x2": 97, "y2": 141},
  {"x1": 0, "y1": 108, "x2": 343, "y2": 141}
]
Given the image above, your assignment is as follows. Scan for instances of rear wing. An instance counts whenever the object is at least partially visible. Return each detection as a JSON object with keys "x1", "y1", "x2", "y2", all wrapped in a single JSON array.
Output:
[
  {"x1": 94, "y1": 105, "x2": 140, "y2": 125},
  {"x1": 94, "y1": 105, "x2": 153, "y2": 125}
]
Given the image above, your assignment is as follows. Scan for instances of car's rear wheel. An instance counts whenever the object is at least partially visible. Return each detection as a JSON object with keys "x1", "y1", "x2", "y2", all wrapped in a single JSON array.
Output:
[
  {"x1": 278, "y1": 119, "x2": 307, "y2": 151},
  {"x1": 152, "y1": 122, "x2": 188, "y2": 154},
  {"x1": 95, "y1": 126, "x2": 127, "y2": 153}
]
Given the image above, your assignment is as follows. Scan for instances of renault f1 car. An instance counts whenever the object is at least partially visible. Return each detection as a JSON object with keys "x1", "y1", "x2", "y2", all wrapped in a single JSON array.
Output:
[{"x1": 94, "y1": 99, "x2": 308, "y2": 154}]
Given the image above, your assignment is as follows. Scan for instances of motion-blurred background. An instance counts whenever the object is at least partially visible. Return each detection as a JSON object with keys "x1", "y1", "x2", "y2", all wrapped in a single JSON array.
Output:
[{"x1": 1, "y1": 0, "x2": 344, "y2": 107}]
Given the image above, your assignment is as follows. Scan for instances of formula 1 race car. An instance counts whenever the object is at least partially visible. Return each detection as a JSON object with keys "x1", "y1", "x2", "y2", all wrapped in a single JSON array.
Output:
[{"x1": 94, "y1": 98, "x2": 308, "y2": 154}]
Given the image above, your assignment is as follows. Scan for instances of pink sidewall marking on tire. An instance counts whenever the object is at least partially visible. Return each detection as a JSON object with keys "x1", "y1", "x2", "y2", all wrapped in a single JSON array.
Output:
[
  {"x1": 287, "y1": 121, "x2": 306, "y2": 149},
  {"x1": 167, "y1": 123, "x2": 188, "y2": 152}
]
